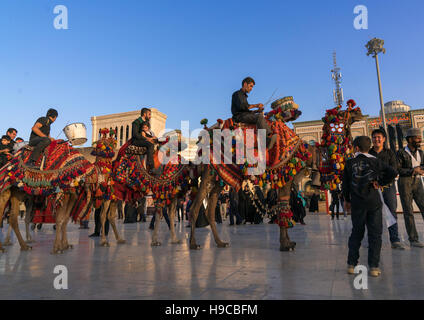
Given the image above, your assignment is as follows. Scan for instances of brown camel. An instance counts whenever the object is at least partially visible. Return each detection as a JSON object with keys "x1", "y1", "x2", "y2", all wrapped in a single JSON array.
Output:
[{"x1": 188, "y1": 102, "x2": 364, "y2": 251}]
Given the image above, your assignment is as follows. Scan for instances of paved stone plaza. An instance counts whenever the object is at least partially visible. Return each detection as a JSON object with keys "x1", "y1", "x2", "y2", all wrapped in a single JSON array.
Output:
[{"x1": 0, "y1": 214, "x2": 423, "y2": 300}]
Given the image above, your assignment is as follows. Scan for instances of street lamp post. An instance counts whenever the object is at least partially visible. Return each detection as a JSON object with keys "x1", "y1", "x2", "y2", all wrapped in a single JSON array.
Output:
[{"x1": 366, "y1": 38, "x2": 388, "y2": 147}]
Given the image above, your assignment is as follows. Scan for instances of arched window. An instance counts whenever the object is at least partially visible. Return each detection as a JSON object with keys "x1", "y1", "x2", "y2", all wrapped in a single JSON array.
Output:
[
  {"x1": 98, "y1": 129, "x2": 101, "y2": 139},
  {"x1": 110, "y1": 127, "x2": 112, "y2": 137},
  {"x1": 126, "y1": 125, "x2": 129, "y2": 142},
  {"x1": 120, "y1": 126, "x2": 124, "y2": 146},
  {"x1": 115, "y1": 126, "x2": 118, "y2": 139}
]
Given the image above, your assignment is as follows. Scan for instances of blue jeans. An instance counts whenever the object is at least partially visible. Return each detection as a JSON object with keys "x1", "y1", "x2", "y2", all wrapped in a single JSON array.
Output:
[{"x1": 383, "y1": 184, "x2": 400, "y2": 243}]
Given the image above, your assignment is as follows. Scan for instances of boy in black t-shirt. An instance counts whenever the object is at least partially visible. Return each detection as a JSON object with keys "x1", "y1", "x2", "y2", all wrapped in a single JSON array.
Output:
[{"x1": 27, "y1": 108, "x2": 58, "y2": 169}]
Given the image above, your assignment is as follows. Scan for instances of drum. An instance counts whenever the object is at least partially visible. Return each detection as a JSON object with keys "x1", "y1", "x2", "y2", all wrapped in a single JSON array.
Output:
[
  {"x1": 63, "y1": 123, "x2": 87, "y2": 146},
  {"x1": 13, "y1": 141, "x2": 29, "y2": 152}
]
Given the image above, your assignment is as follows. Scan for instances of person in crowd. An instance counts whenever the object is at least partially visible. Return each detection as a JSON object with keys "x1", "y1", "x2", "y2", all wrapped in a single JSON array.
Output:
[
  {"x1": 290, "y1": 187, "x2": 306, "y2": 225},
  {"x1": 27, "y1": 108, "x2": 58, "y2": 169},
  {"x1": 218, "y1": 191, "x2": 228, "y2": 222},
  {"x1": 396, "y1": 127, "x2": 424, "y2": 248},
  {"x1": 330, "y1": 189, "x2": 341, "y2": 220},
  {"x1": 309, "y1": 192, "x2": 320, "y2": 213},
  {"x1": 6, "y1": 128, "x2": 17, "y2": 150},
  {"x1": 149, "y1": 206, "x2": 171, "y2": 230},
  {"x1": 369, "y1": 128, "x2": 405, "y2": 250},
  {"x1": 229, "y1": 187, "x2": 242, "y2": 225},
  {"x1": 131, "y1": 108, "x2": 160, "y2": 175},
  {"x1": 185, "y1": 198, "x2": 193, "y2": 228},
  {"x1": 343, "y1": 136, "x2": 397, "y2": 277},
  {"x1": 89, "y1": 206, "x2": 109, "y2": 238},
  {"x1": 0, "y1": 135, "x2": 12, "y2": 167}
]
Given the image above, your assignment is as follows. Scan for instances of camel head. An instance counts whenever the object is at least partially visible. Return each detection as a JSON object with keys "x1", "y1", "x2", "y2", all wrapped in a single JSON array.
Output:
[{"x1": 91, "y1": 128, "x2": 117, "y2": 161}]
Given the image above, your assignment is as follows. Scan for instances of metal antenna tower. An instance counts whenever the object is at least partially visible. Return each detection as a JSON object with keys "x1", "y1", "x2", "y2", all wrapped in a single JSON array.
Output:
[{"x1": 331, "y1": 51, "x2": 344, "y2": 107}]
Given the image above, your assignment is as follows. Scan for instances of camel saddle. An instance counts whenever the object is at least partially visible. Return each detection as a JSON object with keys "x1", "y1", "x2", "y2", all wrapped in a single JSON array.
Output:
[{"x1": 125, "y1": 145, "x2": 147, "y2": 156}]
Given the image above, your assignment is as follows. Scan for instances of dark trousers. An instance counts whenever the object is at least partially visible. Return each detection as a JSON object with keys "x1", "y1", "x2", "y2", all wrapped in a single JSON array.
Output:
[
  {"x1": 331, "y1": 200, "x2": 340, "y2": 219},
  {"x1": 229, "y1": 202, "x2": 242, "y2": 225},
  {"x1": 234, "y1": 112, "x2": 272, "y2": 136},
  {"x1": 94, "y1": 207, "x2": 109, "y2": 235},
  {"x1": 398, "y1": 177, "x2": 424, "y2": 242},
  {"x1": 348, "y1": 205, "x2": 382, "y2": 268},
  {"x1": 382, "y1": 184, "x2": 400, "y2": 243},
  {"x1": 149, "y1": 207, "x2": 171, "y2": 230},
  {"x1": 28, "y1": 137, "x2": 51, "y2": 162},
  {"x1": 132, "y1": 138, "x2": 155, "y2": 168}
]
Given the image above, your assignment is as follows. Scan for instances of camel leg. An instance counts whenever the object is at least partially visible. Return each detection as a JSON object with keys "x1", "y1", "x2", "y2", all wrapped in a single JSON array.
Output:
[
  {"x1": 9, "y1": 191, "x2": 32, "y2": 251},
  {"x1": 206, "y1": 182, "x2": 229, "y2": 248},
  {"x1": 53, "y1": 195, "x2": 69, "y2": 254},
  {"x1": 279, "y1": 226, "x2": 295, "y2": 251},
  {"x1": 276, "y1": 173, "x2": 305, "y2": 251},
  {"x1": 100, "y1": 201, "x2": 111, "y2": 247},
  {"x1": 189, "y1": 167, "x2": 212, "y2": 250},
  {"x1": 60, "y1": 194, "x2": 76, "y2": 251},
  {"x1": 0, "y1": 189, "x2": 11, "y2": 252},
  {"x1": 168, "y1": 199, "x2": 181, "y2": 244},
  {"x1": 4, "y1": 224, "x2": 13, "y2": 246},
  {"x1": 108, "y1": 201, "x2": 126, "y2": 244},
  {"x1": 25, "y1": 199, "x2": 34, "y2": 243},
  {"x1": 151, "y1": 208, "x2": 162, "y2": 246}
]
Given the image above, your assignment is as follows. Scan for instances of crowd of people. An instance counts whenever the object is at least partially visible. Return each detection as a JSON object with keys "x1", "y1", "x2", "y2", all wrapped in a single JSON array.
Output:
[{"x1": 343, "y1": 128, "x2": 424, "y2": 277}]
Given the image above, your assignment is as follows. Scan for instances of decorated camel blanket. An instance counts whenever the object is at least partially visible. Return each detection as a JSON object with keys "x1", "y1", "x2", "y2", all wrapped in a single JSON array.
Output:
[
  {"x1": 0, "y1": 140, "x2": 96, "y2": 196},
  {"x1": 112, "y1": 140, "x2": 196, "y2": 206},
  {"x1": 208, "y1": 118, "x2": 311, "y2": 192}
]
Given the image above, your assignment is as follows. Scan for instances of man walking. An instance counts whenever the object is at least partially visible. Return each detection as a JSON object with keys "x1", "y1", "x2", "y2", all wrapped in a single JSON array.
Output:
[
  {"x1": 369, "y1": 129, "x2": 405, "y2": 250},
  {"x1": 397, "y1": 128, "x2": 424, "y2": 248}
]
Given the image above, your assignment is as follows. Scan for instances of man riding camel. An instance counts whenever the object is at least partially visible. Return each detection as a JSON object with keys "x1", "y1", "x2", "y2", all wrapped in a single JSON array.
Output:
[
  {"x1": 231, "y1": 77, "x2": 277, "y2": 149},
  {"x1": 131, "y1": 107, "x2": 161, "y2": 175},
  {"x1": 27, "y1": 108, "x2": 58, "y2": 169}
]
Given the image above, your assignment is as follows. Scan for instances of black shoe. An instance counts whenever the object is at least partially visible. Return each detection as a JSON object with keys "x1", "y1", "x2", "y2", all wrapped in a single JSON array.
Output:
[
  {"x1": 229, "y1": 223, "x2": 234, "y2": 226},
  {"x1": 37, "y1": 223, "x2": 42, "y2": 230},
  {"x1": 26, "y1": 160, "x2": 40, "y2": 169},
  {"x1": 149, "y1": 226, "x2": 154, "y2": 230},
  {"x1": 89, "y1": 233, "x2": 100, "y2": 238}
]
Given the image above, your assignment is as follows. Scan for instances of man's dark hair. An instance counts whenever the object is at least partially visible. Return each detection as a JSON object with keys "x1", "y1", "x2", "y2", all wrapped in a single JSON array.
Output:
[
  {"x1": 7, "y1": 128, "x2": 17, "y2": 134},
  {"x1": 242, "y1": 77, "x2": 255, "y2": 86},
  {"x1": 371, "y1": 128, "x2": 387, "y2": 139},
  {"x1": 141, "y1": 108, "x2": 151, "y2": 116},
  {"x1": 1, "y1": 135, "x2": 11, "y2": 141},
  {"x1": 46, "y1": 108, "x2": 58, "y2": 118},
  {"x1": 353, "y1": 136, "x2": 372, "y2": 152}
]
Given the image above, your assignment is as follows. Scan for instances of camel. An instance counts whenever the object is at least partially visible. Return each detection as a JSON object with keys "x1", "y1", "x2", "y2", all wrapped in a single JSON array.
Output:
[
  {"x1": 188, "y1": 99, "x2": 364, "y2": 251},
  {"x1": 0, "y1": 141, "x2": 97, "y2": 254},
  {"x1": 111, "y1": 131, "x2": 195, "y2": 247},
  {"x1": 88, "y1": 130, "x2": 127, "y2": 247}
]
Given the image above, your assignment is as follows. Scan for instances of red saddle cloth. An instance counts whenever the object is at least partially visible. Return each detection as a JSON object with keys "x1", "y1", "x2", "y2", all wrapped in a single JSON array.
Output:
[
  {"x1": 209, "y1": 118, "x2": 304, "y2": 191},
  {"x1": 0, "y1": 140, "x2": 95, "y2": 196}
]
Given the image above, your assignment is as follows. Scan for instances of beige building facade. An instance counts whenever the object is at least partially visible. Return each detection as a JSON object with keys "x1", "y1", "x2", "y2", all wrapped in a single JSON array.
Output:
[
  {"x1": 293, "y1": 101, "x2": 424, "y2": 147},
  {"x1": 91, "y1": 108, "x2": 167, "y2": 148}
]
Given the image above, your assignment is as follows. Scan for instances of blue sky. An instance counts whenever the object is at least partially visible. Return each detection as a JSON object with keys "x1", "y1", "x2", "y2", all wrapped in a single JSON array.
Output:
[{"x1": 0, "y1": 0, "x2": 423, "y2": 144}]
